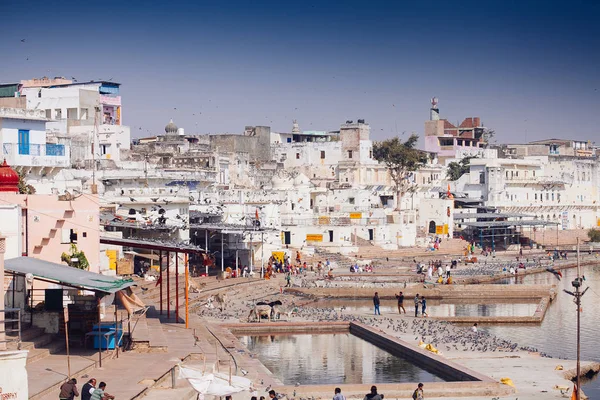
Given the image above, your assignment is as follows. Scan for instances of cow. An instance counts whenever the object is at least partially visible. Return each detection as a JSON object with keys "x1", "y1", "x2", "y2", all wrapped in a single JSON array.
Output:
[
  {"x1": 247, "y1": 305, "x2": 272, "y2": 322},
  {"x1": 206, "y1": 292, "x2": 228, "y2": 312}
]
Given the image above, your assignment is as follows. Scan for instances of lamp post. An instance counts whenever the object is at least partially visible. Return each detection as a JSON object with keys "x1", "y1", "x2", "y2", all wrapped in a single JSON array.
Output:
[{"x1": 563, "y1": 238, "x2": 588, "y2": 400}]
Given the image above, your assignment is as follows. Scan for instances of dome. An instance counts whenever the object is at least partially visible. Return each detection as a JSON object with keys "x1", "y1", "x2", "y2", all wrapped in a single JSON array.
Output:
[
  {"x1": 293, "y1": 173, "x2": 311, "y2": 187},
  {"x1": 0, "y1": 159, "x2": 20, "y2": 193},
  {"x1": 165, "y1": 119, "x2": 178, "y2": 135},
  {"x1": 272, "y1": 174, "x2": 293, "y2": 189}
]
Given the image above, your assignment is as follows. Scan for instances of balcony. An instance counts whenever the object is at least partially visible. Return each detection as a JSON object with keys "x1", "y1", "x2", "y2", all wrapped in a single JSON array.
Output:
[{"x1": 2, "y1": 143, "x2": 71, "y2": 168}]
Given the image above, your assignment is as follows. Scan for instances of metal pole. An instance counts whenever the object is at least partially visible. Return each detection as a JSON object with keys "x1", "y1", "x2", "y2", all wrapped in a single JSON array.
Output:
[
  {"x1": 205, "y1": 229, "x2": 209, "y2": 276},
  {"x1": 114, "y1": 305, "x2": 119, "y2": 358},
  {"x1": 235, "y1": 250, "x2": 239, "y2": 278},
  {"x1": 576, "y1": 237, "x2": 581, "y2": 400},
  {"x1": 221, "y1": 232, "x2": 224, "y2": 272},
  {"x1": 261, "y1": 231, "x2": 264, "y2": 279},
  {"x1": 250, "y1": 233, "x2": 253, "y2": 273},
  {"x1": 167, "y1": 251, "x2": 170, "y2": 319},
  {"x1": 159, "y1": 250, "x2": 163, "y2": 315},
  {"x1": 185, "y1": 253, "x2": 189, "y2": 329},
  {"x1": 556, "y1": 223, "x2": 559, "y2": 249},
  {"x1": 175, "y1": 253, "x2": 179, "y2": 323},
  {"x1": 97, "y1": 298, "x2": 102, "y2": 368}
]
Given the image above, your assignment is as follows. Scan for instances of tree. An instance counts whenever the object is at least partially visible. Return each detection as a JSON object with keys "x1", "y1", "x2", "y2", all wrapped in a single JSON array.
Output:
[
  {"x1": 588, "y1": 229, "x2": 600, "y2": 242},
  {"x1": 61, "y1": 244, "x2": 90, "y2": 270},
  {"x1": 446, "y1": 156, "x2": 475, "y2": 181},
  {"x1": 481, "y1": 129, "x2": 496, "y2": 148},
  {"x1": 17, "y1": 171, "x2": 36, "y2": 194},
  {"x1": 373, "y1": 134, "x2": 428, "y2": 210}
]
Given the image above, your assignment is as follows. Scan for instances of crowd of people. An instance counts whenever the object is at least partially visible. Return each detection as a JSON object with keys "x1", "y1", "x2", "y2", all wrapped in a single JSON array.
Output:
[
  {"x1": 59, "y1": 378, "x2": 115, "y2": 400},
  {"x1": 371, "y1": 291, "x2": 429, "y2": 318}
]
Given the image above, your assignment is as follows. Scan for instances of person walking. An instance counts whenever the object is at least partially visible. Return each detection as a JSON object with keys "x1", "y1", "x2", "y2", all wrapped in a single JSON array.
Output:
[
  {"x1": 412, "y1": 383, "x2": 424, "y2": 400},
  {"x1": 285, "y1": 271, "x2": 291, "y2": 287},
  {"x1": 59, "y1": 378, "x2": 79, "y2": 400},
  {"x1": 414, "y1": 294, "x2": 420, "y2": 317},
  {"x1": 81, "y1": 378, "x2": 96, "y2": 400},
  {"x1": 395, "y1": 291, "x2": 406, "y2": 314},
  {"x1": 90, "y1": 382, "x2": 114, "y2": 400},
  {"x1": 363, "y1": 385, "x2": 383, "y2": 400},
  {"x1": 333, "y1": 387, "x2": 346, "y2": 400},
  {"x1": 421, "y1": 296, "x2": 428, "y2": 317},
  {"x1": 373, "y1": 292, "x2": 381, "y2": 315},
  {"x1": 445, "y1": 264, "x2": 450, "y2": 279}
]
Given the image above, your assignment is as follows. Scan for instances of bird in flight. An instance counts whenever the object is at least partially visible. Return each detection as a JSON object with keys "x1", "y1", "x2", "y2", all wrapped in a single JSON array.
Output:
[{"x1": 21, "y1": 39, "x2": 26, "y2": 42}]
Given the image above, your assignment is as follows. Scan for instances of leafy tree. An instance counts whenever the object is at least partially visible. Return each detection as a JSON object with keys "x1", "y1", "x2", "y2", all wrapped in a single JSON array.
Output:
[
  {"x1": 446, "y1": 156, "x2": 475, "y2": 181},
  {"x1": 588, "y1": 229, "x2": 600, "y2": 242},
  {"x1": 61, "y1": 244, "x2": 90, "y2": 270},
  {"x1": 481, "y1": 129, "x2": 496, "y2": 147},
  {"x1": 17, "y1": 171, "x2": 36, "y2": 194},
  {"x1": 373, "y1": 134, "x2": 428, "y2": 210}
]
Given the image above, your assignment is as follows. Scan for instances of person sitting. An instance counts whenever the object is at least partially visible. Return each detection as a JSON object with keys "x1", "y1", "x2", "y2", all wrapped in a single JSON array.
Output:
[{"x1": 363, "y1": 386, "x2": 383, "y2": 400}]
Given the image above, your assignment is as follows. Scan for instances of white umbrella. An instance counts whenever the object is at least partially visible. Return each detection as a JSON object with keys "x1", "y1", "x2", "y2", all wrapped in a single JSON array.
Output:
[{"x1": 179, "y1": 364, "x2": 253, "y2": 397}]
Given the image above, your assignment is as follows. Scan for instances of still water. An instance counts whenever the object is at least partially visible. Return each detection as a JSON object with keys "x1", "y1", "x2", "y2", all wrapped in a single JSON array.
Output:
[
  {"x1": 483, "y1": 265, "x2": 600, "y2": 397},
  {"x1": 310, "y1": 298, "x2": 539, "y2": 318},
  {"x1": 238, "y1": 333, "x2": 446, "y2": 385}
]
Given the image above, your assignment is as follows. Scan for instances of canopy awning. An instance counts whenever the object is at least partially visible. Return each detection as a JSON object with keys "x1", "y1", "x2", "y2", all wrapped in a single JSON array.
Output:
[
  {"x1": 124, "y1": 251, "x2": 159, "y2": 261},
  {"x1": 4, "y1": 257, "x2": 135, "y2": 294}
]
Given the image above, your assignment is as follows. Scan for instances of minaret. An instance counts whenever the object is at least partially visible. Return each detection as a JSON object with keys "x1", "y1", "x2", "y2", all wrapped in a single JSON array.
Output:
[
  {"x1": 430, "y1": 97, "x2": 440, "y2": 121},
  {"x1": 292, "y1": 120, "x2": 300, "y2": 134}
]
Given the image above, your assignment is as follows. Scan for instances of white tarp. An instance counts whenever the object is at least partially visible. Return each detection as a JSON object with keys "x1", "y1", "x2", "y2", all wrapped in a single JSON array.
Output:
[
  {"x1": 179, "y1": 364, "x2": 252, "y2": 398},
  {"x1": 0, "y1": 350, "x2": 29, "y2": 399}
]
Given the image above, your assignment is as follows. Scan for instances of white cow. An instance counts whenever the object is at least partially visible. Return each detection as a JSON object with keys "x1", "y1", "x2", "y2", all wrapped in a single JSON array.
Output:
[{"x1": 247, "y1": 305, "x2": 272, "y2": 322}]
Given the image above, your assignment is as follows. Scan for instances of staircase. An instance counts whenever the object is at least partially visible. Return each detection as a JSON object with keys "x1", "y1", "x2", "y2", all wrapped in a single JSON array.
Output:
[
  {"x1": 350, "y1": 233, "x2": 375, "y2": 247},
  {"x1": 7, "y1": 327, "x2": 65, "y2": 364},
  {"x1": 313, "y1": 247, "x2": 355, "y2": 269}
]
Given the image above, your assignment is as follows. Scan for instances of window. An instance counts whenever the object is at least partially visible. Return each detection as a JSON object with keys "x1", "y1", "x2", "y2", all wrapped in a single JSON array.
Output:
[
  {"x1": 349, "y1": 197, "x2": 355, "y2": 205},
  {"x1": 535, "y1": 193, "x2": 538, "y2": 200},
  {"x1": 320, "y1": 151, "x2": 325, "y2": 159},
  {"x1": 369, "y1": 150, "x2": 373, "y2": 159},
  {"x1": 296, "y1": 153, "x2": 300, "y2": 159},
  {"x1": 45, "y1": 109, "x2": 52, "y2": 118},
  {"x1": 100, "y1": 144, "x2": 109, "y2": 155},
  {"x1": 82, "y1": 232, "x2": 87, "y2": 238},
  {"x1": 479, "y1": 172, "x2": 485, "y2": 184},
  {"x1": 348, "y1": 150, "x2": 353, "y2": 159},
  {"x1": 61, "y1": 228, "x2": 77, "y2": 244},
  {"x1": 546, "y1": 193, "x2": 549, "y2": 200}
]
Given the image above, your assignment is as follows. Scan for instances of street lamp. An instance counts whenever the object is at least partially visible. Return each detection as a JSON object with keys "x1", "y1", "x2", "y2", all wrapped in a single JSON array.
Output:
[{"x1": 563, "y1": 238, "x2": 588, "y2": 400}]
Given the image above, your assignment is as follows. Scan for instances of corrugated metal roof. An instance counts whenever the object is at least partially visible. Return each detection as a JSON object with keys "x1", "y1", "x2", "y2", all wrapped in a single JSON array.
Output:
[{"x1": 4, "y1": 257, "x2": 134, "y2": 294}]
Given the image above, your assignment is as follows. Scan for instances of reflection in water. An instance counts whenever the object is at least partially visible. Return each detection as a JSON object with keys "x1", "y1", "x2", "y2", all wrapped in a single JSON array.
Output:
[
  {"x1": 238, "y1": 333, "x2": 446, "y2": 385},
  {"x1": 483, "y1": 265, "x2": 600, "y2": 397},
  {"x1": 310, "y1": 298, "x2": 538, "y2": 318}
]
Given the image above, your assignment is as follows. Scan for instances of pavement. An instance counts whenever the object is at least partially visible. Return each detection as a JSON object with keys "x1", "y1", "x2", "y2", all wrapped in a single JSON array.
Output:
[{"x1": 25, "y1": 248, "x2": 598, "y2": 400}]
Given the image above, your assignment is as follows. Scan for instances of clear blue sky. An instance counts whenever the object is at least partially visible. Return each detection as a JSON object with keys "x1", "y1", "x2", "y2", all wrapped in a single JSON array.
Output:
[{"x1": 1, "y1": 0, "x2": 599, "y2": 144}]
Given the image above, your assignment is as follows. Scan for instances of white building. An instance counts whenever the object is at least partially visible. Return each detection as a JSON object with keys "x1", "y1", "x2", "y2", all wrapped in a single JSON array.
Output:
[
  {"x1": 0, "y1": 107, "x2": 70, "y2": 172},
  {"x1": 21, "y1": 80, "x2": 130, "y2": 165}
]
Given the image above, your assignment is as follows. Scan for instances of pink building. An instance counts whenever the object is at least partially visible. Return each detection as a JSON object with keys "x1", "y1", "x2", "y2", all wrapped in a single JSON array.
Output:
[
  {"x1": 424, "y1": 98, "x2": 486, "y2": 163},
  {"x1": 0, "y1": 161, "x2": 100, "y2": 271}
]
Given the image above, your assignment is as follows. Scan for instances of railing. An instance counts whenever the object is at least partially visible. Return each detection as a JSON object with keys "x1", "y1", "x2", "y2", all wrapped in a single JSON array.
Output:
[
  {"x1": 0, "y1": 308, "x2": 22, "y2": 348},
  {"x1": 3, "y1": 143, "x2": 67, "y2": 157}
]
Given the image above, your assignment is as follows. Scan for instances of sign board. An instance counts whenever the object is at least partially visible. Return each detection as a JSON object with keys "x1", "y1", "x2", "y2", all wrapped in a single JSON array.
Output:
[
  {"x1": 561, "y1": 211, "x2": 569, "y2": 230},
  {"x1": 349, "y1": 213, "x2": 362, "y2": 220},
  {"x1": 318, "y1": 216, "x2": 330, "y2": 225},
  {"x1": 306, "y1": 234, "x2": 323, "y2": 242},
  {"x1": 443, "y1": 224, "x2": 449, "y2": 235},
  {"x1": 271, "y1": 251, "x2": 285, "y2": 263},
  {"x1": 63, "y1": 307, "x2": 69, "y2": 323},
  {"x1": 435, "y1": 225, "x2": 443, "y2": 235}
]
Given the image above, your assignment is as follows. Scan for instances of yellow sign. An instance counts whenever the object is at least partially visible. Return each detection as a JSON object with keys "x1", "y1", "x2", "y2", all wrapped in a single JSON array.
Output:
[
  {"x1": 306, "y1": 234, "x2": 323, "y2": 242},
  {"x1": 443, "y1": 224, "x2": 449, "y2": 234},
  {"x1": 272, "y1": 251, "x2": 285, "y2": 263},
  {"x1": 318, "y1": 216, "x2": 330, "y2": 225},
  {"x1": 350, "y1": 212, "x2": 362, "y2": 219},
  {"x1": 597, "y1": 218, "x2": 600, "y2": 227},
  {"x1": 435, "y1": 225, "x2": 443, "y2": 235},
  {"x1": 106, "y1": 249, "x2": 117, "y2": 270}
]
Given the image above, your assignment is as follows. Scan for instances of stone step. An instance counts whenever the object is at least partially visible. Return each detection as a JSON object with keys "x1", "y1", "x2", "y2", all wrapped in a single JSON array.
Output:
[{"x1": 26, "y1": 340, "x2": 66, "y2": 364}]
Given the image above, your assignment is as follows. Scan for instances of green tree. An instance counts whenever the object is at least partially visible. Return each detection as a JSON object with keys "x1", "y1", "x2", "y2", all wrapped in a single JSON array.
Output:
[
  {"x1": 481, "y1": 129, "x2": 496, "y2": 147},
  {"x1": 373, "y1": 134, "x2": 428, "y2": 210},
  {"x1": 446, "y1": 156, "x2": 475, "y2": 181},
  {"x1": 588, "y1": 228, "x2": 600, "y2": 242},
  {"x1": 17, "y1": 171, "x2": 36, "y2": 194},
  {"x1": 61, "y1": 244, "x2": 90, "y2": 270}
]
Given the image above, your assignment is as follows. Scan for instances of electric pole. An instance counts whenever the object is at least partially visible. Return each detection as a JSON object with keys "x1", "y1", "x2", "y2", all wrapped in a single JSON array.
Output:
[{"x1": 563, "y1": 238, "x2": 589, "y2": 400}]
